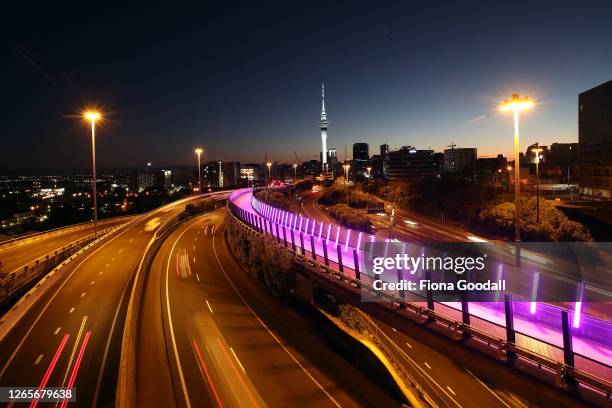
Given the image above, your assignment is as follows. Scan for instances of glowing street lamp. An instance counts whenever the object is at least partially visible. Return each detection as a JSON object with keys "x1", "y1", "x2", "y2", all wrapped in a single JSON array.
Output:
[
  {"x1": 266, "y1": 162, "x2": 272, "y2": 199},
  {"x1": 293, "y1": 163, "x2": 298, "y2": 180},
  {"x1": 84, "y1": 110, "x2": 101, "y2": 238},
  {"x1": 194, "y1": 148, "x2": 203, "y2": 195},
  {"x1": 343, "y1": 164, "x2": 350, "y2": 205},
  {"x1": 366, "y1": 166, "x2": 372, "y2": 178},
  {"x1": 500, "y1": 94, "x2": 534, "y2": 242},
  {"x1": 532, "y1": 147, "x2": 543, "y2": 223}
]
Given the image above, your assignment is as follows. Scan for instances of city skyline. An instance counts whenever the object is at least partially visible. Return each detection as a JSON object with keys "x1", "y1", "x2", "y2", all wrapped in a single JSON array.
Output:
[{"x1": 2, "y1": 1, "x2": 612, "y2": 172}]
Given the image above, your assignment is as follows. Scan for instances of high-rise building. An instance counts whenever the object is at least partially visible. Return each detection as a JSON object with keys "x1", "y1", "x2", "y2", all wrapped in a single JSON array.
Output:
[
  {"x1": 385, "y1": 146, "x2": 440, "y2": 179},
  {"x1": 579, "y1": 80, "x2": 612, "y2": 199},
  {"x1": 443, "y1": 147, "x2": 477, "y2": 171},
  {"x1": 319, "y1": 83, "x2": 329, "y2": 172},
  {"x1": 353, "y1": 143, "x2": 369, "y2": 161}
]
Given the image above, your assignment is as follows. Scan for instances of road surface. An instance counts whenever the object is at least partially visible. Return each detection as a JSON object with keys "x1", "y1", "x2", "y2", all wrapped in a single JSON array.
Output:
[
  {"x1": 0, "y1": 197, "x2": 199, "y2": 407},
  {"x1": 136, "y1": 208, "x2": 403, "y2": 407}
]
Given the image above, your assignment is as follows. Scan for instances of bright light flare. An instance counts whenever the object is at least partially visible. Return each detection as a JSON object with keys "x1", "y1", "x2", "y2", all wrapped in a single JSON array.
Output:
[
  {"x1": 499, "y1": 94, "x2": 534, "y2": 112},
  {"x1": 84, "y1": 111, "x2": 101, "y2": 122}
]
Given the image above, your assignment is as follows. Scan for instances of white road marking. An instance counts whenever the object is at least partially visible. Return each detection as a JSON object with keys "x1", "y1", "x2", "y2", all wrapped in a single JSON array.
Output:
[
  {"x1": 90, "y1": 281, "x2": 95, "y2": 286},
  {"x1": 80, "y1": 292, "x2": 86, "y2": 298},
  {"x1": 192, "y1": 245, "x2": 196, "y2": 251},
  {"x1": 165, "y1": 227, "x2": 193, "y2": 408},
  {"x1": 446, "y1": 386, "x2": 456, "y2": 396},
  {"x1": 230, "y1": 347, "x2": 246, "y2": 373},
  {"x1": 406, "y1": 342, "x2": 413, "y2": 349},
  {"x1": 211, "y1": 231, "x2": 341, "y2": 407},
  {"x1": 424, "y1": 362, "x2": 432, "y2": 370},
  {"x1": 392, "y1": 327, "x2": 397, "y2": 332},
  {"x1": 206, "y1": 299, "x2": 213, "y2": 314},
  {"x1": 111, "y1": 257, "x2": 115, "y2": 261},
  {"x1": 69, "y1": 307, "x2": 75, "y2": 314},
  {"x1": 61, "y1": 316, "x2": 88, "y2": 386},
  {"x1": 105, "y1": 264, "x2": 109, "y2": 268},
  {"x1": 54, "y1": 327, "x2": 61, "y2": 335},
  {"x1": 34, "y1": 354, "x2": 43, "y2": 365},
  {"x1": 129, "y1": 238, "x2": 134, "y2": 242},
  {"x1": 193, "y1": 257, "x2": 196, "y2": 264},
  {"x1": 464, "y1": 367, "x2": 512, "y2": 408},
  {"x1": 118, "y1": 248, "x2": 124, "y2": 253},
  {"x1": 99, "y1": 271, "x2": 103, "y2": 276},
  {"x1": 196, "y1": 273, "x2": 200, "y2": 282}
]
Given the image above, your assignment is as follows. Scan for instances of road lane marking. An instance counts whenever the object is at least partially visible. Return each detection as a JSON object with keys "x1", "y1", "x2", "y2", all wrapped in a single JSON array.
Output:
[
  {"x1": 214, "y1": 338, "x2": 259, "y2": 407},
  {"x1": 111, "y1": 257, "x2": 115, "y2": 261},
  {"x1": 118, "y1": 248, "x2": 123, "y2": 254},
  {"x1": 196, "y1": 273, "x2": 200, "y2": 282},
  {"x1": 105, "y1": 264, "x2": 109, "y2": 268},
  {"x1": 406, "y1": 342, "x2": 413, "y2": 349},
  {"x1": 54, "y1": 327, "x2": 61, "y2": 335},
  {"x1": 230, "y1": 347, "x2": 246, "y2": 374},
  {"x1": 99, "y1": 271, "x2": 103, "y2": 275},
  {"x1": 166, "y1": 226, "x2": 194, "y2": 408},
  {"x1": 211, "y1": 229, "x2": 341, "y2": 408},
  {"x1": 69, "y1": 308, "x2": 75, "y2": 314},
  {"x1": 356, "y1": 311, "x2": 463, "y2": 407},
  {"x1": 192, "y1": 245, "x2": 196, "y2": 251},
  {"x1": 129, "y1": 238, "x2": 134, "y2": 242},
  {"x1": 424, "y1": 362, "x2": 432, "y2": 370},
  {"x1": 464, "y1": 367, "x2": 512, "y2": 408},
  {"x1": 206, "y1": 299, "x2": 213, "y2": 314},
  {"x1": 80, "y1": 292, "x2": 86, "y2": 298},
  {"x1": 392, "y1": 327, "x2": 397, "y2": 332},
  {"x1": 0, "y1": 199, "x2": 196, "y2": 381},
  {"x1": 61, "y1": 316, "x2": 88, "y2": 387},
  {"x1": 446, "y1": 386, "x2": 456, "y2": 396},
  {"x1": 31, "y1": 333, "x2": 70, "y2": 407},
  {"x1": 90, "y1": 281, "x2": 95, "y2": 286},
  {"x1": 34, "y1": 354, "x2": 43, "y2": 365}
]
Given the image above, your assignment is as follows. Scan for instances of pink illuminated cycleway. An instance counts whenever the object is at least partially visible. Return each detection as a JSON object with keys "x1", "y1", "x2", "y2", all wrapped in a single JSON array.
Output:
[{"x1": 230, "y1": 189, "x2": 612, "y2": 378}]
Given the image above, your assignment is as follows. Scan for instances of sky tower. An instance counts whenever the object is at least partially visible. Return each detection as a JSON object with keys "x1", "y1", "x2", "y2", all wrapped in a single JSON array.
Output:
[{"x1": 319, "y1": 83, "x2": 329, "y2": 172}]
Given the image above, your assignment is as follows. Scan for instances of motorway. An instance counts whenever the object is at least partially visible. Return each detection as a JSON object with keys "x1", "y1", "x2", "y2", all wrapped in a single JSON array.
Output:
[
  {"x1": 0, "y1": 197, "x2": 198, "y2": 407},
  {"x1": 136, "y1": 208, "x2": 403, "y2": 407},
  {"x1": 0, "y1": 217, "x2": 132, "y2": 274}
]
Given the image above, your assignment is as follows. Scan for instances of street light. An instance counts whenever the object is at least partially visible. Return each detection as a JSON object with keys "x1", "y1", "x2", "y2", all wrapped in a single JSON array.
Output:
[
  {"x1": 194, "y1": 148, "x2": 203, "y2": 195},
  {"x1": 293, "y1": 163, "x2": 298, "y2": 180},
  {"x1": 266, "y1": 162, "x2": 272, "y2": 199},
  {"x1": 84, "y1": 110, "x2": 101, "y2": 238},
  {"x1": 343, "y1": 164, "x2": 350, "y2": 205},
  {"x1": 500, "y1": 94, "x2": 533, "y2": 242},
  {"x1": 366, "y1": 166, "x2": 372, "y2": 178},
  {"x1": 532, "y1": 147, "x2": 543, "y2": 223}
]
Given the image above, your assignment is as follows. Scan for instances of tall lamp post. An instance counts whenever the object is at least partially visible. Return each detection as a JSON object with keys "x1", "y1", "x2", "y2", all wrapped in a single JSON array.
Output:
[
  {"x1": 194, "y1": 148, "x2": 203, "y2": 195},
  {"x1": 500, "y1": 94, "x2": 533, "y2": 242},
  {"x1": 266, "y1": 162, "x2": 272, "y2": 200},
  {"x1": 293, "y1": 163, "x2": 298, "y2": 180},
  {"x1": 84, "y1": 111, "x2": 101, "y2": 238},
  {"x1": 532, "y1": 147, "x2": 543, "y2": 223},
  {"x1": 367, "y1": 166, "x2": 372, "y2": 178},
  {"x1": 343, "y1": 164, "x2": 350, "y2": 205}
]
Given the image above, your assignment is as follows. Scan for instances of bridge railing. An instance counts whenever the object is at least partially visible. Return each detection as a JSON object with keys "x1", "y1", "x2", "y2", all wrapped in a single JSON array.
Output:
[
  {"x1": 227, "y1": 190, "x2": 612, "y2": 401},
  {"x1": 0, "y1": 226, "x2": 119, "y2": 305}
]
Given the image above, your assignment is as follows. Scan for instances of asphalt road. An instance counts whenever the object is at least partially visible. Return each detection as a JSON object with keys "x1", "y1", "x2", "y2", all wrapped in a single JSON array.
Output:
[
  {"x1": 0, "y1": 197, "x2": 198, "y2": 408},
  {"x1": 0, "y1": 217, "x2": 132, "y2": 274},
  {"x1": 136, "y1": 209, "x2": 404, "y2": 407}
]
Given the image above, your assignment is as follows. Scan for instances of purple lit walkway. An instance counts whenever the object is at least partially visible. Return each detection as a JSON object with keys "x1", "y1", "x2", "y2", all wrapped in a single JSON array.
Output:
[{"x1": 229, "y1": 189, "x2": 612, "y2": 380}]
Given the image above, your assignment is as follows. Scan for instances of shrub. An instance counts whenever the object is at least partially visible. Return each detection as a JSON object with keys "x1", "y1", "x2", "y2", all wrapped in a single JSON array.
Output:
[
  {"x1": 479, "y1": 197, "x2": 591, "y2": 241},
  {"x1": 327, "y1": 204, "x2": 372, "y2": 233},
  {"x1": 294, "y1": 179, "x2": 313, "y2": 192}
]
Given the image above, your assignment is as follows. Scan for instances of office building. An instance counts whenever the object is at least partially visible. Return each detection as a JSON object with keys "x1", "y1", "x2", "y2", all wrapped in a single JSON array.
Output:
[
  {"x1": 353, "y1": 143, "x2": 369, "y2": 161},
  {"x1": 579, "y1": 80, "x2": 612, "y2": 199}
]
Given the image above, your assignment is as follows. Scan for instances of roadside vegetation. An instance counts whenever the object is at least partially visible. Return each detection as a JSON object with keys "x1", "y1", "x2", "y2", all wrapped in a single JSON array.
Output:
[
  {"x1": 179, "y1": 198, "x2": 220, "y2": 220},
  {"x1": 365, "y1": 173, "x2": 591, "y2": 242}
]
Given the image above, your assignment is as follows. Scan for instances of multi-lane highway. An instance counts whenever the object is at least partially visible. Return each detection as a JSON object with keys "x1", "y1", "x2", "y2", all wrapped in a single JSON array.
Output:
[
  {"x1": 0, "y1": 197, "x2": 197, "y2": 407},
  {"x1": 136, "y1": 208, "x2": 403, "y2": 407},
  {"x1": 0, "y1": 217, "x2": 131, "y2": 274}
]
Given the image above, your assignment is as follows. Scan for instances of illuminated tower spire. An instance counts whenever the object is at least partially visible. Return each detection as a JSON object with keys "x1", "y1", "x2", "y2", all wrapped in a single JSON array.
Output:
[{"x1": 319, "y1": 83, "x2": 329, "y2": 171}]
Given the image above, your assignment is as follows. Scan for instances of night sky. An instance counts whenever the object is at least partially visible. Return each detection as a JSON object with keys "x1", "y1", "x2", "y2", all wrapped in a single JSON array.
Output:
[{"x1": 2, "y1": 1, "x2": 612, "y2": 173}]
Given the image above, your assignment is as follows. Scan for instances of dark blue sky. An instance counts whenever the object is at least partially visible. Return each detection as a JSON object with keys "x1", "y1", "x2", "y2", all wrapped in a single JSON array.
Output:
[{"x1": 2, "y1": 1, "x2": 612, "y2": 172}]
